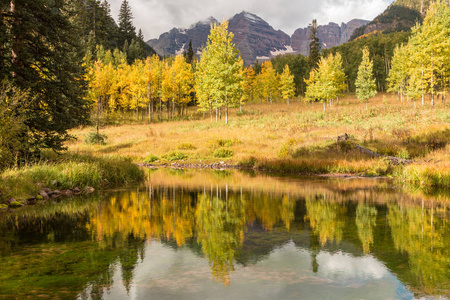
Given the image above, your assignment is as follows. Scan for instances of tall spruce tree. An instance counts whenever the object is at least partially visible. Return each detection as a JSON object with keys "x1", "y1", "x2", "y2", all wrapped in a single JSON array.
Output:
[
  {"x1": 1, "y1": 0, "x2": 90, "y2": 153},
  {"x1": 118, "y1": 0, "x2": 136, "y2": 49},
  {"x1": 308, "y1": 19, "x2": 320, "y2": 70},
  {"x1": 67, "y1": 0, "x2": 118, "y2": 52},
  {"x1": 185, "y1": 40, "x2": 194, "y2": 64}
]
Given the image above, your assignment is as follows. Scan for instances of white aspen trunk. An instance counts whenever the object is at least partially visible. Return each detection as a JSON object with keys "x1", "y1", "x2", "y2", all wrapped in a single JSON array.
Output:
[
  {"x1": 226, "y1": 105, "x2": 228, "y2": 124},
  {"x1": 147, "y1": 82, "x2": 152, "y2": 122},
  {"x1": 422, "y1": 65, "x2": 425, "y2": 107},
  {"x1": 400, "y1": 87, "x2": 403, "y2": 105},
  {"x1": 431, "y1": 50, "x2": 434, "y2": 106},
  {"x1": 210, "y1": 102, "x2": 213, "y2": 122}
]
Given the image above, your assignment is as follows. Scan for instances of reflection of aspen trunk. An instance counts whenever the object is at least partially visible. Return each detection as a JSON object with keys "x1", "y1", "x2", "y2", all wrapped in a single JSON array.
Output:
[{"x1": 149, "y1": 184, "x2": 152, "y2": 219}]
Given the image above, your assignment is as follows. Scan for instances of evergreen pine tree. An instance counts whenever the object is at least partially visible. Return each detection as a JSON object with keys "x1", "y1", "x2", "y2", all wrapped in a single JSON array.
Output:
[
  {"x1": 185, "y1": 40, "x2": 194, "y2": 64},
  {"x1": 118, "y1": 0, "x2": 136, "y2": 48},
  {"x1": 137, "y1": 28, "x2": 144, "y2": 43},
  {"x1": 67, "y1": 0, "x2": 118, "y2": 52},
  {"x1": 308, "y1": 19, "x2": 320, "y2": 70},
  {"x1": 2, "y1": 0, "x2": 90, "y2": 153}
]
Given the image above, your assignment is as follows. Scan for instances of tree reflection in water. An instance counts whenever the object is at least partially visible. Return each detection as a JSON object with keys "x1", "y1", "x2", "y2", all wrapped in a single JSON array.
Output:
[{"x1": 0, "y1": 169, "x2": 448, "y2": 298}]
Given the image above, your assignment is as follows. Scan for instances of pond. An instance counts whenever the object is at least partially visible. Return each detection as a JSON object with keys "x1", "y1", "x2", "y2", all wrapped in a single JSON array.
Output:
[{"x1": 0, "y1": 169, "x2": 448, "y2": 299}]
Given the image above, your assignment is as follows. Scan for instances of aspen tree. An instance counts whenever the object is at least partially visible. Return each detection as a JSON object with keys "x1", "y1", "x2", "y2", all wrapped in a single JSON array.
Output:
[
  {"x1": 355, "y1": 47, "x2": 377, "y2": 107},
  {"x1": 196, "y1": 20, "x2": 244, "y2": 124},
  {"x1": 279, "y1": 65, "x2": 295, "y2": 106}
]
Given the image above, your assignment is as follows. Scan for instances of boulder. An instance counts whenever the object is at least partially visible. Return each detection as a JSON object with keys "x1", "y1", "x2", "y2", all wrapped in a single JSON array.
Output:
[
  {"x1": 9, "y1": 200, "x2": 24, "y2": 208},
  {"x1": 39, "y1": 190, "x2": 49, "y2": 200},
  {"x1": 62, "y1": 190, "x2": 73, "y2": 197},
  {"x1": 51, "y1": 190, "x2": 62, "y2": 198}
]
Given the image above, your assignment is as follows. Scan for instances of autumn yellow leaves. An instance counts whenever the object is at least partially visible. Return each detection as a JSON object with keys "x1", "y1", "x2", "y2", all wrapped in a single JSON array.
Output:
[{"x1": 84, "y1": 21, "x2": 296, "y2": 125}]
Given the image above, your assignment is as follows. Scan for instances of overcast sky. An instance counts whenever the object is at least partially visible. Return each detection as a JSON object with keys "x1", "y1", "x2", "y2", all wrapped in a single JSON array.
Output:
[{"x1": 107, "y1": 0, "x2": 395, "y2": 40}]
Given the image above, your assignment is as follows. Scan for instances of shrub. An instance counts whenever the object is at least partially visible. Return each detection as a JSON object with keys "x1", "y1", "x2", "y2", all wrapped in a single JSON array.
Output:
[
  {"x1": 85, "y1": 132, "x2": 108, "y2": 145},
  {"x1": 397, "y1": 148, "x2": 410, "y2": 159},
  {"x1": 213, "y1": 148, "x2": 234, "y2": 158},
  {"x1": 143, "y1": 154, "x2": 159, "y2": 163},
  {"x1": 212, "y1": 138, "x2": 241, "y2": 148},
  {"x1": 0, "y1": 83, "x2": 29, "y2": 171},
  {"x1": 239, "y1": 156, "x2": 258, "y2": 167},
  {"x1": 278, "y1": 138, "x2": 297, "y2": 158},
  {"x1": 177, "y1": 143, "x2": 197, "y2": 150},
  {"x1": 163, "y1": 151, "x2": 188, "y2": 161}
]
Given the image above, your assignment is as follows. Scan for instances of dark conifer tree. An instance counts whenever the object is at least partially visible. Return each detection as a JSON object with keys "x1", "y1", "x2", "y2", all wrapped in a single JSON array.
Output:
[
  {"x1": 1, "y1": 0, "x2": 90, "y2": 153},
  {"x1": 185, "y1": 40, "x2": 194, "y2": 64},
  {"x1": 118, "y1": 0, "x2": 136, "y2": 48},
  {"x1": 127, "y1": 38, "x2": 146, "y2": 63},
  {"x1": 308, "y1": 19, "x2": 320, "y2": 70},
  {"x1": 137, "y1": 28, "x2": 144, "y2": 42}
]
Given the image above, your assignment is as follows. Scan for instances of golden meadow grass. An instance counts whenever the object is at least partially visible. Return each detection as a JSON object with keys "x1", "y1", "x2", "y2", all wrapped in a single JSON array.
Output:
[
  {"x1": 1, "y1": 93, "x2": 448, "y2": 204},
  {"x1": 66, "y1": 93, "x2": 449, "y2": 186}
]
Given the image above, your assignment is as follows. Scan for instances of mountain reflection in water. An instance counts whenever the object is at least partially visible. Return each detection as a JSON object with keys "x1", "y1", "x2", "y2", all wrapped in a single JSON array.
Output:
[{"x1": 0, "y1": 169, "x2": 448, "y2": 299}]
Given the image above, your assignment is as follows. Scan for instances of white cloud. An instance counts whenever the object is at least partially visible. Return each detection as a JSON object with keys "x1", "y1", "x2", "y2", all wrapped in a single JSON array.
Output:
[{"x1": 107, "y1": 0, "x2": 395, "y2": 40}]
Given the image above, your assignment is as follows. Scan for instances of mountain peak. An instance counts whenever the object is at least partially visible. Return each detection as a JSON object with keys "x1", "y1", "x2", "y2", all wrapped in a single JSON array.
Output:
[
  {"x1": 190, "y1": 16, "x2": 218, "y2": 28},
  {"x1": 148, "y1": 12, "x2": 369, "y2": 65},
  {"x1": 237, "y1": 11, "x2": 264, "y2": 23}
]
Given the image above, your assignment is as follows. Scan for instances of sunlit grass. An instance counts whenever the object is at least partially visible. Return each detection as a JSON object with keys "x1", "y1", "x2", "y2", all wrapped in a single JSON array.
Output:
[
  {"x1": 65, "y1": 93, "x2": 449, "y2": 186},
  {"x1": 0, "y1": 154, "x2": 144, "y2": 203},
  {"x1": 399, "y1": 145, "x2": 450, "y2": 189}
]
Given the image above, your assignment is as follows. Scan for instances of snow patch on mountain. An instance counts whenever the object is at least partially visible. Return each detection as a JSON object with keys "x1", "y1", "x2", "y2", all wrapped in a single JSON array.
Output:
[
  {"x1": 175, "y1": 43, "x2": 186, "y2": 56},
  {"x1": 242, "y1": 11, "x2": 261, "y2": 23},
  {"x1": 270, "y1": 45, "x2": 296, "y2": 56},
  {"x1": 256, "y1": 56, "x2": 270, "y2": 61}
]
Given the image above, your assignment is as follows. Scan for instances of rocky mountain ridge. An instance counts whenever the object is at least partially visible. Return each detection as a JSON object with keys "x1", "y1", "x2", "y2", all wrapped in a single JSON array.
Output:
[
  {"x1": 147, "y1": 12, "x2": 369, "y2": 65},
  {"x1": 350, "y1": 0, "x2": 427, "y2": 40}
]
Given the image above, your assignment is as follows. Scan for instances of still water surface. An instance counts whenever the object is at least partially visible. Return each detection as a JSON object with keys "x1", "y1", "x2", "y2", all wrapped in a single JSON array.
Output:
[{"x1": 0, "y1": 169, "x2": 448, "y2": 299}]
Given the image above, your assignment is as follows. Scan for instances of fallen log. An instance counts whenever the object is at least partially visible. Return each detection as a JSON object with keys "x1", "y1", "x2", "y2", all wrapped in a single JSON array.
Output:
[{"x1": 337, "y1": 133, "x2": 413, "y2": 165}]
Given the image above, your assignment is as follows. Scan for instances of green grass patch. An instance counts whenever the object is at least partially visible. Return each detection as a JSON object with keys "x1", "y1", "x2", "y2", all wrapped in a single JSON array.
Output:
[
  {"x1": 0, "y1": 154, "x2": 144, "y2": 204},
  {"x1": 162, "y1": 151, "x2": 188, "y2": 161},
  {"x1": 211, "y1": 138, "x2": 241, "y2": 148},
  {"x1": 213, "y1": 148, "x2": 234, "y2": 158},
  {"x1": 143, "y1": 154, "x2": 159, "y2": 163},
  {"x1": 177, "y1": 143, "x2": 197, "y2": 150},
  {"x1": 399, "y1": 164, "x2": 450, "y2": 189},
  {"x1": 85, "y1": 132, "x2": 108, "y2": 145}
]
